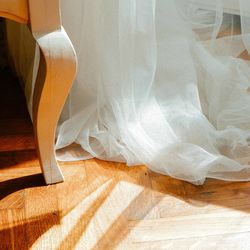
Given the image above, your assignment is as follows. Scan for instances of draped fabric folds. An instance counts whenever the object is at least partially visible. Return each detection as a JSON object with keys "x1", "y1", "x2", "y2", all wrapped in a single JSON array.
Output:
[{"x1": 51, "y1": 0, "x2": 250, "y2": 184}]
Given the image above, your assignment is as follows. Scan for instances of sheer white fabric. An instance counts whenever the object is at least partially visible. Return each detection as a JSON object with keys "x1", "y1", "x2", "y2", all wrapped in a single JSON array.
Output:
[{"x1": 52, "y1": 0, "x2": 250, "y2": 185}]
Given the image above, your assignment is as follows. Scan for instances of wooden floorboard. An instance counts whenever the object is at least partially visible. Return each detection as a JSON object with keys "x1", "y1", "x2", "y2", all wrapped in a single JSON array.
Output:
[{"x1": 1, "y1": 48, "x2": 250, "y2": 250}]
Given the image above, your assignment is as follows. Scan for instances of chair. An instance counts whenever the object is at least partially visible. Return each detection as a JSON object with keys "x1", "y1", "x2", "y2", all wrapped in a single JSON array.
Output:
[{"x1": 0, "y1": 0, "x2": 77, "y2": 184}]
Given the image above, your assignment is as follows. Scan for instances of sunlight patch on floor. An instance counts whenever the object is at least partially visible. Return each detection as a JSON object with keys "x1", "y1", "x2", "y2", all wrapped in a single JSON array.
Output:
[{"x1": 31, "y1": 180, "x2": 144, "y2": 249}]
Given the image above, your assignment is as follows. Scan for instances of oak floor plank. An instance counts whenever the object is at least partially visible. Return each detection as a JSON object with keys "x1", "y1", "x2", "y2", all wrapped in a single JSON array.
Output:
[
  {"x1": 132, "y1": 232, "x2": 250, "y2": 250},
  {"x1": 24, "y1": 184, "x2": 62, "y2": 249},
  {"x1": 0, "y1": 210, "x2": 12, "y2": 250},
  {"x1": 0, "y1": 209, "x2": 27, "y2": 250}
]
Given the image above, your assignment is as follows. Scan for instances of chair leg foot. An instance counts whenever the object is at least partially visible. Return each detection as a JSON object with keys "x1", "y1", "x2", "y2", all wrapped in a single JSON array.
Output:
[
  {"x1": 40, "y1": 158, "x2": 65, "y2": 185},
  {"x1": 31, "y1": 31, "x2": 77, "y2": 185},
  {"x1": 33, "y1": 118, "x2": 65, "y2": 184}
]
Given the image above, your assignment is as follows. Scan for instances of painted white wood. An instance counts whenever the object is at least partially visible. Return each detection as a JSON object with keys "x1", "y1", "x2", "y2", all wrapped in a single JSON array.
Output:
[{"x1": 0, "y1": 0, "x2": 77, "y2": 184}]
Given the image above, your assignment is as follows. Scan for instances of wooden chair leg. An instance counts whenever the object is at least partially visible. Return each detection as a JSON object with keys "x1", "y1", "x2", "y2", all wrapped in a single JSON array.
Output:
[{"x1": 29, "y1": 0, "x2": 77, "y2": 184}]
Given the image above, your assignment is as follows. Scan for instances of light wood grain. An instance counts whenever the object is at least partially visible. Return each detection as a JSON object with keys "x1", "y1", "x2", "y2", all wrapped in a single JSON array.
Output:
[{"x1": 0, "y1": 0, "x2": 28, "y2": 24}]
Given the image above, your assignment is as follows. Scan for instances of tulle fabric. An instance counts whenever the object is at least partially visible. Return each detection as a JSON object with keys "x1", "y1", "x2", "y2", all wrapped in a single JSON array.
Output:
[{"x1": 53, "y1": 0, "x2": 250, "y2": 185}]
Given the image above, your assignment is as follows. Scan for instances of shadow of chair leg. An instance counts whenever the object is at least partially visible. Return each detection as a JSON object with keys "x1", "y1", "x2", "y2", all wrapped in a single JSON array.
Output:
[{"x1": 0, "y1": 174, "x2": 45, "y2": 201}]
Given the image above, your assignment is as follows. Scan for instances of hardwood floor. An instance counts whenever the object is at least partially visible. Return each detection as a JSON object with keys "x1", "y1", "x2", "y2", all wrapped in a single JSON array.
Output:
[
  {"x1": 1, "y1": 34, "x2": 250, "y2": 249},
  {"x1": 1, "y1": 66, "x2": 250, "y2": 250}
]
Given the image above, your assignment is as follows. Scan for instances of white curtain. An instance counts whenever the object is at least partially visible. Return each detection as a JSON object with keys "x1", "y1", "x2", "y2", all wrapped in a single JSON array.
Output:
[{"x1": 47, "y1": 0, "x2": 250, "y2": 185}]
